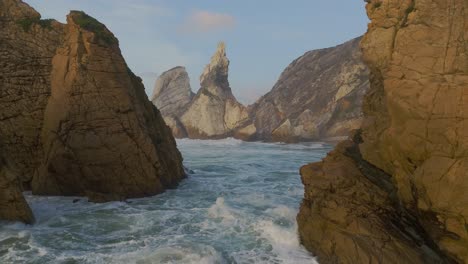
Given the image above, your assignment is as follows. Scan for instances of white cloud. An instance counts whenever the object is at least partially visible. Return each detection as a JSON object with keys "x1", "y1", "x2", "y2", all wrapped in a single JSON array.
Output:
[{"x1": 179, "y1": 10, "x2": 236, "y2": 34}]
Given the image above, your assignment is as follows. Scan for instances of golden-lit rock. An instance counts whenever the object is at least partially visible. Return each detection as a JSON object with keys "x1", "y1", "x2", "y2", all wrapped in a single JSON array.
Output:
[{"x1": 298, "y1": 0, "x2": 468, "y2": 262}]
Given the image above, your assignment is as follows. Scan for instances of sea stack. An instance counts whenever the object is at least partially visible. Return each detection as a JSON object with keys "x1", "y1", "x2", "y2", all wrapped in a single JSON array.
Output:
[
  {"x1": 0, "y1": 0, "x2": 186, "y2": 222},
  {"x1": 297, "y1": 0, "x2": 468, "y2": 263},
  {"x1": 180, "y1": 42, "x2": 249, "y2": 139},
  {"x1": 151, "y1": 67, "x2": 194, "y2": 138},
  {"x1": 151, "y1": 66, "x2": 194, "y2": 117}
]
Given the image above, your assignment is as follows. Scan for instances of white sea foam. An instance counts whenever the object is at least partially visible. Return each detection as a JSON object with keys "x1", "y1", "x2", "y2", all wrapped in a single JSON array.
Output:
[
  {"x1": 0, "y1": 139, "x2": 331, "y2": 264},
  {"x1": 207, "y1": 197, "x2": 236, "y2": 222}
]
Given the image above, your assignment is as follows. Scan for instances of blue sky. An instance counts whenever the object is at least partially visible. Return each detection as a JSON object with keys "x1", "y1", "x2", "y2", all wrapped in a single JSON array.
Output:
[{"x1": 26, "y1": 0, "x2": 369, "y2": 104}]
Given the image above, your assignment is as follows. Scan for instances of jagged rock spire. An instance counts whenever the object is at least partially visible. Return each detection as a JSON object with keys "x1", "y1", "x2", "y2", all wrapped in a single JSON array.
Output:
[{"x1": 200, "y1": 41, "x2": 231, "y2": 97}]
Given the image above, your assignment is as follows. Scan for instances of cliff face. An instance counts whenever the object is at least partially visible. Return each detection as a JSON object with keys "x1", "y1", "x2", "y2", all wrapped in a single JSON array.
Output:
[
  {"x1": 0, "y1": 0, "x2": 185, "y2": 222},
  {"x1": 0, "y1": 0, "x2": 63, "y2": 188},
  {"x1": 242, "y1": 37, "x2": 369, "y2": 142},
  {"x1": 298, "y1": 0, "x2": 467, "y2": 263}
]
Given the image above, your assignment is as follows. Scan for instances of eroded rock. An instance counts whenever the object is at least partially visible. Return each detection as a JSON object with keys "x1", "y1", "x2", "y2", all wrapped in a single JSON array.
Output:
[
  {"x1": 298, "y1": 0, "x2": 468, "y2": 262},
  {"x1": 179, "y1": 42, "x2": 249, "y2": 138},
  {"x1": 0, "y1": 152, "x2": 34, "y2": 224},
  {"x1": 246, "y1": 37, "x2": 369, "y2": 142},
  {"x1": 151, "y1": 66, "x2": 194, "y2": 117},
  {"x1": 0, "y1": 0, "x2": 186, "y2": 222},
  {"x1": 154, "y1": 38, "x2": 369, "y2": 142}
]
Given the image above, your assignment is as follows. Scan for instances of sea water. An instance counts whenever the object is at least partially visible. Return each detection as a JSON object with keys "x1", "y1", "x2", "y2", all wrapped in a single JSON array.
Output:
[{"x1": 0, "y1": 138, "x2": 332, "y2": 264}]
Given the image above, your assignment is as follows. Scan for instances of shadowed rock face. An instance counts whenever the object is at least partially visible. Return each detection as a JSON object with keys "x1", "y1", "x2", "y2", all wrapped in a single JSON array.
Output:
[
  {"x1": 0, "y1": 152, "x2": 34, "y2": 224},
  {"x1": 298, "y1": 0, "x2": 467, "y2": 263},
  {"x1": 0, "y1": 0, "x2": 185, "y2": 222}
]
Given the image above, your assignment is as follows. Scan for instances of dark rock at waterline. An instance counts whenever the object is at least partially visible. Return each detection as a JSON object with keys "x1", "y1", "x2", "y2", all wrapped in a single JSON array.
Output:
[{"x1": 0, "y1": 154, "x2": 34, "y2": 224}]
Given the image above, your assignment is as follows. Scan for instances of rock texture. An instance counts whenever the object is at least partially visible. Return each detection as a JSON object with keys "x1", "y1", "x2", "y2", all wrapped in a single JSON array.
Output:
[
  {"x1": 0, "y1": 0, "x2": 63, "y2": 188},
  {"x1": 0, "y1": 0, "x2": 185, "y2": 222},
  {"x1": 0, "y1": 151, "x2": 34, "y2": 224},
  {"x1": 152, "y1": 42, "x2": 249, "y2": 139},
  {"x1": 298, "y1": 0, "x2": 467, "y2": 263},
  {"x1": 153, "y1": 38, "x2": 369, "y2": 142},
  {"x1": 150, "y1": 67, "x2": 193, "y2": 138},
  {"x1": 151, "y1": 66, "x2": 194, "y2": 117},
  {"x1": 180, "y1": 42, "x2": 249, "y2": 138},
  {"x1": 242, "y1": 37, "x2": 369, "y2": 142}
]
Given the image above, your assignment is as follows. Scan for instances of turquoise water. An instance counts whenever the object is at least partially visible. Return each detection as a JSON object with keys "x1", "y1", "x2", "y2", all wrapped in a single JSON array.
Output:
[{"x1": 0, "y1": 139, "x2": 331, "y2": 264}]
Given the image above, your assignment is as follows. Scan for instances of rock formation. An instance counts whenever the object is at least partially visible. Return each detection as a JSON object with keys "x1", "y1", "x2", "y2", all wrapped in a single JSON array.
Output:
[
  {"x1": 239, "y1": 37, "x2": 369, "y2": 142},
  {"x1": 0, "y1": 0, "x2": 185, "y2": 222},
  {"x1": 151, "y1": 67, "x2": 193, "y2": 138},
  {"x1": 153, "y1": 38, "x2": 369, "y2": 142},
  {"x1": 0, "y1": 0, "x2": 63, "y2": 189},
  {"x1": 0, "y1": 150, "x2": 34, "y2": 224},
  {"x1": 180, "y1": 42, "x2": 249, "y2": 138},
  {"x1": 151, "y1": 42, "x2": 249, "y2": 139},
  {"x1": 151, "y1": 66, "x2": 194, "y2": 117},
  {"x1": 297, "y1": 0, "x2": 467, "y2": 263}
]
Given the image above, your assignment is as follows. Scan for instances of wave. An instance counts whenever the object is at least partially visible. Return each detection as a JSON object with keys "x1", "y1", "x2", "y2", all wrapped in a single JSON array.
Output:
[
  {"x1": 177, "y1": 137, "x2": 243, "y2": 146},
  {"x1": 177, "y1": 137, "x2": 330, "y2": 151}
]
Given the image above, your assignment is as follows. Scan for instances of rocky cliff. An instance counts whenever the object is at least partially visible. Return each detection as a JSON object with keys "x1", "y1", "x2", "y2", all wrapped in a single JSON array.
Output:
[
  {"x1": 239, "y1": 37, "x2": 369, "y2": 142},
  {"x1": 151, "y1": 42, "x2": 249, "y2": 139},
  {"x1": 180, "y1": 42, "x2": 249, "y2": 138},
  {"x1": 297, "y1": 0, "x2": 467, "y2": 263},
  {"x1": 153, "y1": 39, "x2": 369, "y2": 142},
  {"x1": 0, "y1": 0, "x2": 185, "y2": 222}
]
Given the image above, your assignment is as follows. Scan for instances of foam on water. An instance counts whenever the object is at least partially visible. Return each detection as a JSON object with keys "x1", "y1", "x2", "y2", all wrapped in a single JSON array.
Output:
[{"x1": 0, "y1": 139, "x2": 331, "y2": 263}]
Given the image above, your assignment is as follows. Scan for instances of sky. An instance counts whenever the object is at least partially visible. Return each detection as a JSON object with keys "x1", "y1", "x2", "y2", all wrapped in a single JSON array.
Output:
[{"x1": 26, "y1": 0, "x2": 369, "y2": 104}]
